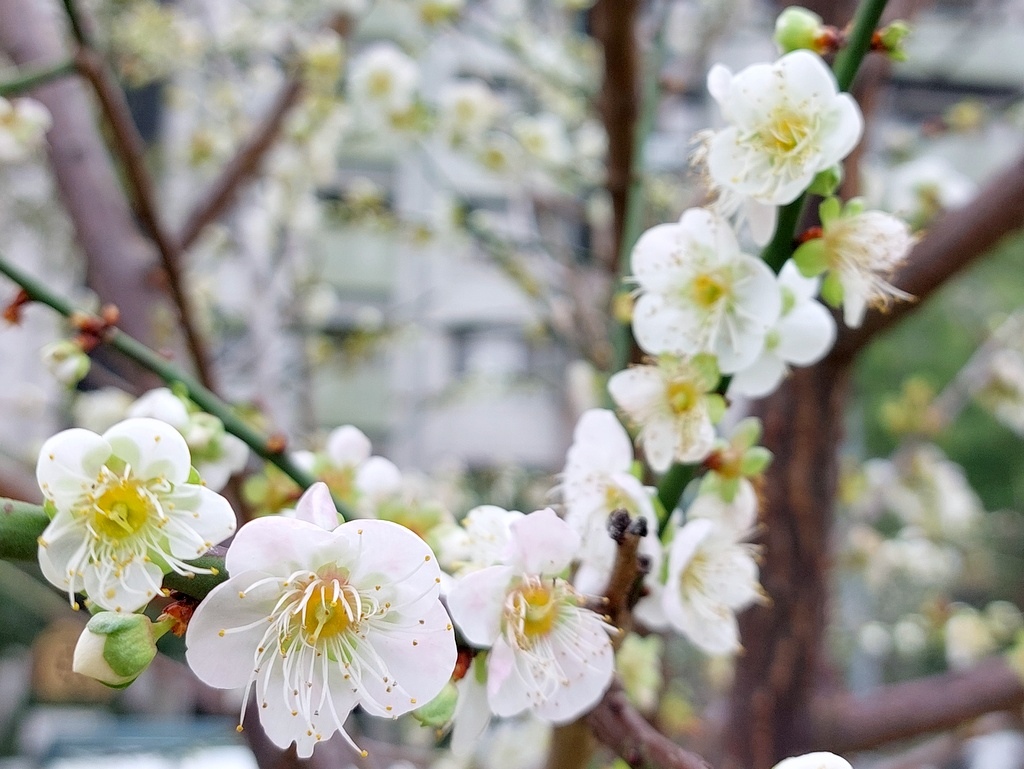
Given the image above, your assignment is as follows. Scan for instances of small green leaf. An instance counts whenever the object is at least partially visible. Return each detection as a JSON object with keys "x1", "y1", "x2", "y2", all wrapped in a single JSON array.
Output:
[
  {"x1": 412, "y1": 682, "x2": 458, "y2": 727},
  {"x1": 741, "y1": 446, "x2": 773, "y2": 476},
  {"x1": 792, "y1": 240, "x2": 829, "y2": 278},
  {"x1": 821, "y1": 271, "x2": 845, "y2": 308},
  {"x1": 705, "y1": 394, "x2": 727, "y2": 424},
  {"x1": 818, "y1": 196, "x2": 842, "y2": 227},
  {"x1": 808, "y1": 165, "x2": 843, "y2": 197}
]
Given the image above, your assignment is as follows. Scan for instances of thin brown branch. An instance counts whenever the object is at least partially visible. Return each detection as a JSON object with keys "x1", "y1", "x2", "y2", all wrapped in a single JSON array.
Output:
[
  {"x1": 177, "y1": 78, "x2": 304, "y2": 251},
  {"x1": 810, "y1": 656, "x2": 1024, "y2": 753},
  {"x1": 832, "y1": 150, "x2": 1024, "y2": 363},
  {"x1": 589, "y1": 679, "x2": 712, "y2": 769},
  {"x1": 0, "y1": 0, "x2": 168, "y2": 388},
  {"x1": 73, "y1": 47, "x2": 215, "y2": 390}
]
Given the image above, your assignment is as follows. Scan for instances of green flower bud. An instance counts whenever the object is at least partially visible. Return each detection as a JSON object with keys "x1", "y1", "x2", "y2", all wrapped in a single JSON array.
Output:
[
  {"x1": 774, "y1": 7, "x2": 825, "y2": 53},
  {"x1": 73, "y1": 612, "x2": 170, "y2": 688},
  {"x1": 878, "y1": 21, "x2": 911, "y2": 62},
  {"x1": 412, "y1": 681, "x2": 458, "y2": 727},
  {"x1": 41, "y1": 340, "x2": 90, "y2": 387}
]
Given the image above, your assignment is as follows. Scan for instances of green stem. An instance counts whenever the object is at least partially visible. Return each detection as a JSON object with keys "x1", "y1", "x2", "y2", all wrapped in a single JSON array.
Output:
[
  {"x1": 0, "y1": 59, "x2": 78, "y2": 98},
  {"x1": 833, "y1": 0, "x2": 891, "y2": 92},
  {"x1": 656, "y1": 463, "x2": 693, "y2": 532},
  {"x1": 655, "y1": 0, "x2": 890, "y2": 516},
  {"x1": 0, "y1": 255, "x2": 352, "y2": 519},
  {"x1": 0, "y1": 498, "x2": 229, "y2": 601},
  {"x1": 60, "y1": 0, "x2": 91, "y2": 47}
]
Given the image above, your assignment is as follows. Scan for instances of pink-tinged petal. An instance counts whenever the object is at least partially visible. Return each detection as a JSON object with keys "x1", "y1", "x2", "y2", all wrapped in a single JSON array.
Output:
[
  {"x1": 293, "y1": 482, "x2": 341, "y2": 531},
  {"x1": 727, "y1": 352, "x2": 787, "y2": 399},
  {"x1": 225, "y1": 516, "x2": 332, "y2": 578},
  {"x1": 103, "y1": 418, "x2": 191, "y2": 484},
  {"x1": 565, "y1": 409, "x2": 633, "y2": 475},
  {"x1": 508, "y1": 509, "x2": 579, "y2": 575},
  {"x1": 820, "y1": 94, "x2": 864, "y2": 166},
  {"x1": 640, "y1": 414, "x2": 678, "y2": 473},
  {"x1": 85, "y1": 556, "x2": 164, "y2": 612},
  {"x1": 534, "y1": 613, "x2": 614, "y2": 723},
  {"x1": 486, "y1": 636, "x2": 534, "y2": 718},
  {"x1": 745, "y1": 199, "x2": 778, "y2": 247},
  {"x1": 37, "y1": 428, "x2": 111, "y2": 509},
  {"x1": 326, "y1": 425, "x2": 372, "y2": 467},
  {"x1": 355, "y1": 456, "x2": 403, "y2": 502},
  {"x1": 448, "y1": 565, "x2": 516, "y2": 646},
  {"x1": 162, "y1": 484, "x2": 237, "y2": 554},
  {"x1": 451, "y1": 670, "x2": 492, "y2": 757},
  {"x1": 775, "y1": 301, "x2": 836, "y2": 366},
  {"x1": 341, "y1": 519, "x2": 441, "y2": 613},
  {"x1": 185, "y1": 572, "x2": 284, "y2": 689},
  {"x1": 360, "y1": 601, "x2": 457, "y2": 717},
  {"x1": 630, "y1": 294, "x2": 704, "y2": 358},
  {"x1": 608, "y1": 365, "x2": 665, "y2": 421}
]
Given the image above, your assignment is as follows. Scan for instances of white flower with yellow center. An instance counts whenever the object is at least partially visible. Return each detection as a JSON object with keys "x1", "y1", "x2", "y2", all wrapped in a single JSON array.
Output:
[
  {"x1": 704, "y1": 51, "x2": 863, "y2": 244},
  {"x1": 348, "y1": 43, "x2": 419, "y2": 119},
  {"x1": 630, "y1": 208, "x2": 781, "y2": 373},
  {"x1": 186, "y1": 483, "x2": 456, "y2": 758},
  {"x1": 438, "y1": 79, "x2": 502, "y2": 146},
  {"x1": 561, "y1": 409, "x2": 661, "y2": 594},
  {"x1": 447, "y1": 509, "x2": 614, "y2": 724},
  {"x1": 0, "y1": 96, "x2": 51, "y2": 162},
  {"x1": 608, "y1": 355, "x2": 724, "y2": 473},
  {"x1": 661, "y1": 518, "x2": 762, "y2": 654},
  {"x1": 36, "y1": 417, "x2": 236, "y2": 612}
]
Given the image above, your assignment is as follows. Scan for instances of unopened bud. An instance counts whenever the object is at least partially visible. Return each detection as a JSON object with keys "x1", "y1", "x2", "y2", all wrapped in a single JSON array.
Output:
[
  {"x1": 73, "y1": 612, "x2": 171, "y2": 688},
  {"x1": 774, "y1": 7, "x2": 826, "y2": 54},
  {"x1": 41, "y1": 340, "x2": 90, "y2": 387},
  {"x1": 875, "y1": 21, "x2": 911, "y2": 62}
]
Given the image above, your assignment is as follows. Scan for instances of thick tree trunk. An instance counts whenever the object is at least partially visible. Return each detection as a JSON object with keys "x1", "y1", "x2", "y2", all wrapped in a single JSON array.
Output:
[{"x1": 721, "y1": 360, "x2": 850, "y2": 769}]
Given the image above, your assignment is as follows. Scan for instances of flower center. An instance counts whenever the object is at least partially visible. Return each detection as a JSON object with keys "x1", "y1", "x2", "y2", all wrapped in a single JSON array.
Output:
[
  {"x1": 505, "y1": 576, "x2": 575, "y2": 646},
  {"x1": 667, "y1": 378, "x2": 700, "y2": 415},
  {"x1": 367, "y1": 70, "x2": 394, "y2": 99},
  {"x1": 690, "y1": 271, "x2": 729, "y2": 309},
  {"x1": 299, "y1": 577, "x2": 361, "y2": 644},
  {"x1": 91, "y1": 479, "x2": 155, "y2": 540},
  {"x1": 759, "y1": 108, "x2": 814, "y2": 159}
]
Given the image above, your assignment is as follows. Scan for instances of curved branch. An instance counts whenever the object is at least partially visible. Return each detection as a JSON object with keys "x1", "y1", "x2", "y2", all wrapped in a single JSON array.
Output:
[
  {"x1": 177, "y1": 78, "x2": 304, "y2": 251},
  {"x1": 811, "y1": 656, "x2": 1024, "y2": 753},
  {"x1": 588, "y1": 680, "x2": 712, "y2": 769},
  {"x1": 832, "y1": 151, "x2": 1024, "y2": 363}
]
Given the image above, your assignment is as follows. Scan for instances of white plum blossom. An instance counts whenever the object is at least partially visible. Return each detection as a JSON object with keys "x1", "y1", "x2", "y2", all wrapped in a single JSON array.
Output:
[
  {"x1": 794, "y1": 198, "x2": 914, "y2": 328},
  {"x1": 608, "y1": 356, "x2": 723, "y2": 473},
  {"x1": 348, "y1": 43, "x2": 420, "y2": 120},
  {"x1": 447, "y1": 509, "x2": 615, "y2": 725},
  {"x1": 704, "y1": 50, "x2": 863, "y2": 244},
  {"x1": 129, "y1": 388, "x2": 249, "y2": 492},
  {"x1": 561, "y1": 409, "x2": 661, "y2": 594},
  {"x1": 513, "y1": 113, "x2": 573, "y2": 168},
  {"x1": 438, "y1": 79, "x2": 502, "y2": 145},
  {"x1": 659, "y1": 518, "x2": 762, "y2": 654},
  {"x1": 186, "y1": 483, "x2": 456, "y2": 758},
  {"x1": 438, "y1": 504, "x2": 524, "y2": 576},
  {"x1": 773, "y1": 753, "x2": 852, "y2": 769},
  {"x1": 728, "y1": 261, "x2": 836, "y2": 399},
  {"x1": 629, "y1": 208, "x2": 781, "y2": 372},
  {"x1": 886, "y1": 155, "x2": 976, "y2": 228},
  {"x1": 0, "y1": 96, "x2": 52, "y2": 162},
  {"x1": 36, "y1": 418, "x2": 236, "y2": 612}
]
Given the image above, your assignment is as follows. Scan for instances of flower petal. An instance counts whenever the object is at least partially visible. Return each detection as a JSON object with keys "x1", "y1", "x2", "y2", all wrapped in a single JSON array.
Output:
[
  {"x1": 37, "y1": 428, "x2": 111, "y2": 509},
  {"x1": 448, "y1": 565, "x2": 516, "y2": 646},
  {"x1": 293, "y1": 482, "x2": 342, "y2": 531},
  {"x1": 103, "y1": 418, "x2": 191, "y2": 484},
  {"x1": 508, "y1": 508, "x2": 580, "y2": 575},
  {"x1": 774, "y1": 301, "x2": 836, "y2": 366}
]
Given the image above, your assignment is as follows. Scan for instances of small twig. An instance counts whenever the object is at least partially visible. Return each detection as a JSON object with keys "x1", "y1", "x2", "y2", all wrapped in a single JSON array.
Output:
[
  {"x1": 603, "y1": 509, "x2": 649, "y2": 643},
  {"x1": 0, "y1": 254, "x2": 351, "y2": 518},
  {"x1": 0, "y1": 58, "x2": 77, "y2": 97},
  {"x1": 73, "y1": 48, "x2": 216, "y2": 391},
  {"x1": 178, "y1": 78, "x2": 304, "y2": 251},
  {"x1": 588, "y1": 679, "x2": 712, "y2": 769}
]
